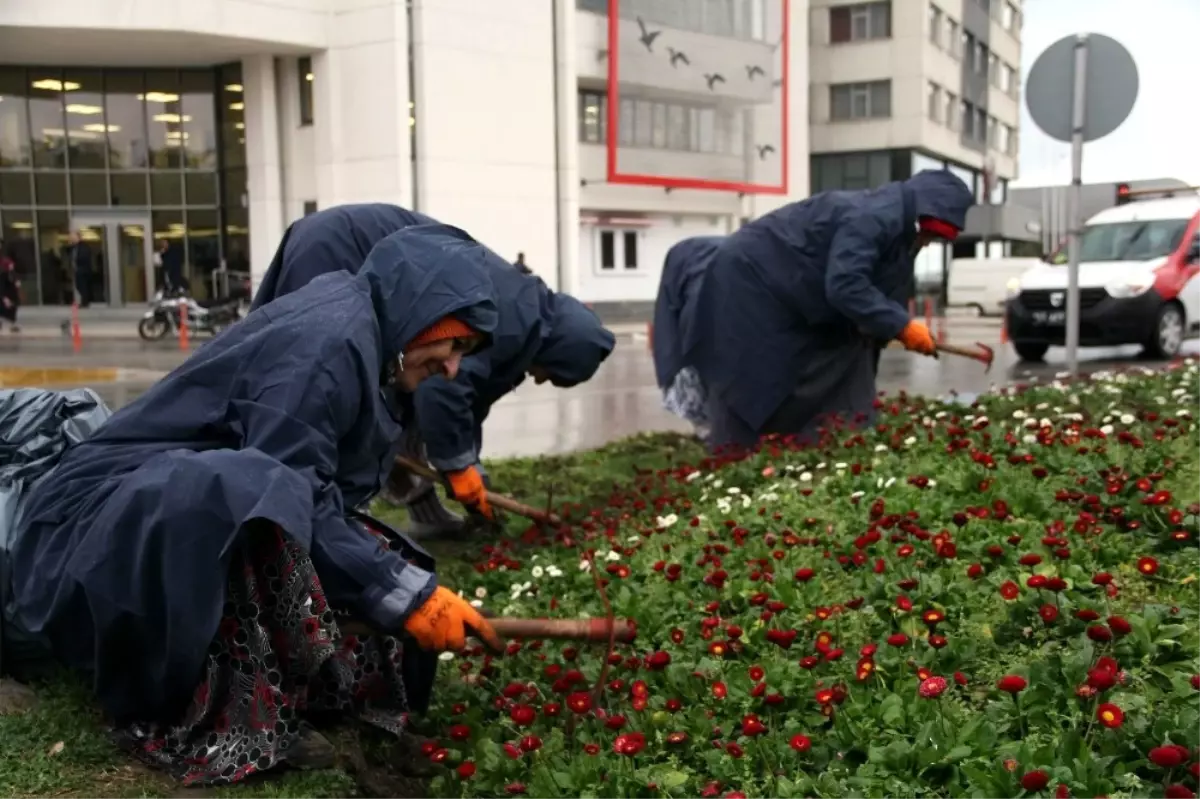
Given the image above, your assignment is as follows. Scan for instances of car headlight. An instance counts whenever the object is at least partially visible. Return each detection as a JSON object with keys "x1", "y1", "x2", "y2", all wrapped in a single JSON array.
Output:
[
  {"x1": 1005, "y1": 278, "x2": 1022, "y2": 299},
  {"x1": 1106, "y1": 273, "x2": 1157, "y2": 299}
]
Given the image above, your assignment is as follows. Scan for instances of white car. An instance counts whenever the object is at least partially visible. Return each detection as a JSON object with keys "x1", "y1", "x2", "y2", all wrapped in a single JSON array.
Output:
[{"x1": 1006, "y1": 196, "x2": 1200, "y2": 361}]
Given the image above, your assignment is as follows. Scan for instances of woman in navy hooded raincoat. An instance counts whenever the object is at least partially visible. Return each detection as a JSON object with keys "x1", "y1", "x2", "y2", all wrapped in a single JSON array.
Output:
[
  {"x1": 652, "y1": 235, "x2": 723, "y2": 441},
  {"x1": 10, "y1": 225, "x2": 504, "y2": 785},
  {"x1": 686, "y1": 169, "x2": 975, "y2": 450},
  {"x1": 254, "y1": 202, "x2": 616, "y2": 537}
]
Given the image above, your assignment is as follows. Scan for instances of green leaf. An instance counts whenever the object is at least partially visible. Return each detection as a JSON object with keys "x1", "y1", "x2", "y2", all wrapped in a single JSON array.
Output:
[
  {"x1": 944, "y1": 745, "x2": 973, "y2": 763},
  {"x1": 879, "y1": 693, "x2": 905, "y2": 727},
  {"x1": 660, "y1": 770, "x2": 690, "y2": 789}
]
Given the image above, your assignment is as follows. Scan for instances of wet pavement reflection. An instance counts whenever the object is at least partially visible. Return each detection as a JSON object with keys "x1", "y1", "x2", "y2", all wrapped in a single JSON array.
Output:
[{"x1": 2, "y1": 332, "x2": 1196, "y2": 459}]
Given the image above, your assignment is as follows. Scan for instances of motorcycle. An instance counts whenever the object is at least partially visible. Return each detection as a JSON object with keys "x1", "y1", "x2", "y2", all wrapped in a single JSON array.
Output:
[{"x1": 137, "y1": 278, "x2": 251, "y2": 341}]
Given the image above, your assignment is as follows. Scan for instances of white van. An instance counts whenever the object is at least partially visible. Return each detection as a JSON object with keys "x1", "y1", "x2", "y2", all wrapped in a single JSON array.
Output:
[
  {"x1": 1005, "y1": 196, "x2": 1200, "y2": 360},
  {"x1": 947, "y1": 257, "x2": 1044, "y2": 317}
]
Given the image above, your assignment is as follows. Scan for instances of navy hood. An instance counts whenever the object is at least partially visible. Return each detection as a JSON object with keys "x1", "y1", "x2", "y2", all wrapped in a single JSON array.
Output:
[
  {"x1": 251, "y1": 203, "x2": 442, "y2": 310},
  {"x1": 532, "y1": 294, "x2": 615, "y2": 386},
  {"x1": 903, "y1": 169, "x2": 974, "y2": 230},
  {"x1": 355, "y1": 223, "x2": 499, "y2": 359}
]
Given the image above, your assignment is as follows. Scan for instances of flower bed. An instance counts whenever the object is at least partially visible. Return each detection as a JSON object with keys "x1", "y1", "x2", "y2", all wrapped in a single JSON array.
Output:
[{"x1": 425, "y1": 363, "x2": 1200, "y2": 799}]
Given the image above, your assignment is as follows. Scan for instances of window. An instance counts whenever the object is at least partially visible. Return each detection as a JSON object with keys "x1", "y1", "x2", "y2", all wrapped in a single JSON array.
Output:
[
  {"x1": 830, "y1": 80, "x2": 891, "y2": 121},
  {"x1": 1006, "y1": 124, "x2": 1018, "y2": 155},
  {"x1": 829, "y1": 2, "x2": 891, "y2": 43},
  {"x1": 1078, "y1": 219, "x2": 1191, "y2": 263},
  {"x1": 1008, "y1": 66, "x2": 1020, "y2": 97},
  {"x1": 964, "y1": 33, "x2": 977, "y2": 70},
  {"x1": 944, "y1": 92, "x2": 958, "y2": 130},
  {"x1": 1002, "y1": 1, "x2": 1016, "y2": 30},
  {"x1": 996, "y1": 123, "x2": 1010, "y2": 154},
  {"x1": 811, "y1": 151, "x2": 892, "y2": 193},
  {"x1": 987, "y1": 116, "x2": 998, "y2": 149},
  {"x1": 597, "y1": 229, "x2": 640, "y2": 272},
  {"x1": 961, "y1": 100, "x2": 974, "y2": 137},
  {"x1": 927, "y1": 82, "x2": 942, "y2": 123},
  {"x1": 928, "y1": 4, "x2": 943, "y2": 46},
  {"x1": 1000, "y1": 62, "x2": 1014, "y2": 93},
  {"x1": 623, "y1": 230, "x2": 638, "y2": 269},
  {"x1": 975, "y1": 108, "x2": 987, "y2": 142},
  {"x1": 599, "y1": 229, "x2": 615, "y2": 270},
  {"x1": 607, "y1": 93, "x2": 738, "y2": 155},
  {"x1": 975, "y1": 41, "x2": 987, "y2": 74},
  {"x1": 988, "y1": 53, "x2": 1001, "y2": 86},
  {"x1": 947, "y1": 19, "x2": 961, "y2": 58},
  {"x1": 578, "y1": 90, "x2": 607, "y2": 144},
  {"x1": 298, "y1": 56, "x2": 314, "y2": 126}
]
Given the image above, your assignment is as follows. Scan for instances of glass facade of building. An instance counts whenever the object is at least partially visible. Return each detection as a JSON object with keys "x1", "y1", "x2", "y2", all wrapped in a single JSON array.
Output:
[{"x1": 0, "y1": 63, "x2": 248, "y2": 305}]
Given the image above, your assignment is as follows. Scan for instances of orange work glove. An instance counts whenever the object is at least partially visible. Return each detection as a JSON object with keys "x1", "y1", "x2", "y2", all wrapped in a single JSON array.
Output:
[
  {"x1": 897, "y1": 320, "x2": 937, "y2": 355},
  {"x1": 403, "y1": 586, "x2": 502, "y2": 651},
  {"x1": 445, "y1": 466, "x2": 493, "y2": 519}
]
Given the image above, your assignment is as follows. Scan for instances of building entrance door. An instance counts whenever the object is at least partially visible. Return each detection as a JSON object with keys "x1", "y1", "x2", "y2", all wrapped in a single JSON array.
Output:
[{"x1": 70, "y1": 213, "x2": 154, "y2": 307}]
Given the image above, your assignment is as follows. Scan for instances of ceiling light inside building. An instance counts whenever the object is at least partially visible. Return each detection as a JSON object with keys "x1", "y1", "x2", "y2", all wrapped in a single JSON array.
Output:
[
  {"x1": 66, "y1": 104, "x2": 104, "y2": 115},
  {"x1": 225, "y1": 83, "x2": 244, "y2": 92},
  {"x1": 153, "y1": 113, "x2": 193, "y2": 123},
  {"x1": 8, "y1": 222, "x2": 32, "y2": 230},
  {"x1": 31, "y1": 79, "x2": 80, "y2": 92},
  {"x1": 229, "y1": 102, "x2": 244, "y2": 111},
  {"x1": 165, "y1": 131, "x2": 190, "y2": 140},
  {"x1": 235, "y1": 122, "x2": 245, "y2": 130},
  {"x1": 305, "y1": 72, "x2": 314, "y2": 82},
  {"x1": 137, "y1": 92, "x2": 180, "y2": 103},
  {"x1": 82, "y1": 123, "x2": 121, "y2": 133}
]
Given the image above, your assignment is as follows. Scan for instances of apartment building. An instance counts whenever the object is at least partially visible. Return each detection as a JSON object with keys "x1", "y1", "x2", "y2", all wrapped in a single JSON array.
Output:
[{"x1": 807, "y1": 0, "x2": 1024, "y2": 278}]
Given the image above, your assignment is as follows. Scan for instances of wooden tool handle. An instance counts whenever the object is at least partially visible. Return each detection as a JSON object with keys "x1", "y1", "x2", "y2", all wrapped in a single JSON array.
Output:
[
  {"x1": 338, "y1": 615, "x2": 636, "y2": 645},
  {"x1": 393, "y1": 454, "x2": 562, "y2": 526},
  {"x1": 489, "y1": 617, "x2": 637, "y2": 643},
  {"x1": 938, "y1": 342, "x2": 988, "y2": 361}
]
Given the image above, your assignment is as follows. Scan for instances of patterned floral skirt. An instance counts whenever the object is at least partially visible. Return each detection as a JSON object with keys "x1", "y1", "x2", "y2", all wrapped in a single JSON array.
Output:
[{"x1": 114, "y1": 523, "x2": 411, "y2": 786}]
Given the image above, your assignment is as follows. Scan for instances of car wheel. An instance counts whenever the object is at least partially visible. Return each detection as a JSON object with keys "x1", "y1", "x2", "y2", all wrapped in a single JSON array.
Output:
[
  {"x1": 1014, "y1": 342, "x2": 1050, "y2": 362},
  {"x1": 1143, "y1": 302, "x2": 1185, "y2": 359}
]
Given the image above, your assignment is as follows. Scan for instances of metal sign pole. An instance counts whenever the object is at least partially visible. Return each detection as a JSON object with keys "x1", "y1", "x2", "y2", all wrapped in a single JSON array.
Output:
[{"x1": 1064, "y1": 35, "x2": 1089, "y2": 375}]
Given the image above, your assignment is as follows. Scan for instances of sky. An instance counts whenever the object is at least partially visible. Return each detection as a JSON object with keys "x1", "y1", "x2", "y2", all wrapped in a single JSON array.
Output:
[{"x1": 1014, "y1": 0, "x2": 1200, "y2": 188}]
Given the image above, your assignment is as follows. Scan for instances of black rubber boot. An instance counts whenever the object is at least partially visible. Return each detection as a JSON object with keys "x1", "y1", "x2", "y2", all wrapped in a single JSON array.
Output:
[{"x1": 287, "y1": 722, "x2": 337, "y2": 770}]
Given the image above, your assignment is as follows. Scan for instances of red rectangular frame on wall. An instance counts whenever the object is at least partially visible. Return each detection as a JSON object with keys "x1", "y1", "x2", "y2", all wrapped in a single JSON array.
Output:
[{"x1": 605, "y1": 0, "x2": 790, "y2": 195}]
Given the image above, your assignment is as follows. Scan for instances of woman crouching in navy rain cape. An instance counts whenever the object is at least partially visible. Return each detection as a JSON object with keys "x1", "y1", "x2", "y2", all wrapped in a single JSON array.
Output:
[
  {"x1": 684, "y1": 169, "x2": 976, "y2": 451},
  {"x1": 9, "y1": 225, "x2": 505, "y2": 785},
  {"x1": 252, "y1": 202, "x2": 616, "y2": 539}
]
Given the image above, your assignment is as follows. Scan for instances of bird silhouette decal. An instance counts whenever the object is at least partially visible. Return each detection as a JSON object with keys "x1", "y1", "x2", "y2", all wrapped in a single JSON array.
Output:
[
  {"x1": 745, "y1": 64, "x2": 765, "y2": 81},
  {"x1": 704, "y1": 72, "x2": 726, "y2": 91},
  {"x1": 596, "y1": 48, "x2": 608, "y2": 61},
  {"x1": 636, "y1": 17, "x2": 661, "y2": 52},
  {"x1": 772, "y1": 78, "x2": 783, "y2": 88},
  {"x1": 756, "y1": 144, "x2": 776, "y2": 160},
  {"x1": 668, "y1": 47, "x2": 690, "y2": 67}
]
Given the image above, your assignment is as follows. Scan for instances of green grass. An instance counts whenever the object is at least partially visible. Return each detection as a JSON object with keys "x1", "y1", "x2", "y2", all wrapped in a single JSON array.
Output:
[{"x1": 0, "y1": 432, "x2": 703, "y2": 799}]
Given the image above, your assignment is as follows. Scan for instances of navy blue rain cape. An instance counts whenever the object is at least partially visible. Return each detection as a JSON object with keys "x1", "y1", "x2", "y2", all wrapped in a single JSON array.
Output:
[
  {"x1": 9, "y1": 226, "x2": 498, "y2": 724},
  {"x1": 687, "y1": 169, "x2": 974, "y2": 448},
  {"x1": 414, "y1": 272, "x2": 615, "y2": 471},
  {"x1": 251, "y1": 203, "x2": 440, "y2": 310},
  {"x1": 652, "y1": 236, "x2": 723, "y2": 391}
]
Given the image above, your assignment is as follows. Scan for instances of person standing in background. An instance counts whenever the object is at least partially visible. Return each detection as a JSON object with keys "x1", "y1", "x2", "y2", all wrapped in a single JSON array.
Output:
[
  {"x1": 157, "y1": 239, "x2": 185, "y2": 295},
  {"x1": 514, "y1": 252, "x2": 533, "y2": 275},
  {"x1": 63, "y1": 231, "x2": 94, "y2": 307},
  {"x1": 0, "y1": 243, "x2": 20, "y2": 333}
]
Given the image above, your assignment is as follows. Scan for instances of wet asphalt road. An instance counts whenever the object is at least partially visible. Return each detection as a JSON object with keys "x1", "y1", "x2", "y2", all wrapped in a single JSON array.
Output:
[{"x1": 1, "y1": 325, "x2": 1196, "y2": 459}]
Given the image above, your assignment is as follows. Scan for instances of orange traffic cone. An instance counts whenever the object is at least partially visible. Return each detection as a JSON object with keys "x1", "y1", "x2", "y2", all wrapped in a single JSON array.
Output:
[
  {"x1": 70, "y1": 300, "x2": 82, "y2": 353},
  {"x1": 178, "y1": 299, "x2": 190, "y2": 351}
]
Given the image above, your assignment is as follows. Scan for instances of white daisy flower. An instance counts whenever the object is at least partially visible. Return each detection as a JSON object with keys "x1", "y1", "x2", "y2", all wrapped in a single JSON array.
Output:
[{"x1": 474, "y1": 587, "x2": 488, "y2": 599}]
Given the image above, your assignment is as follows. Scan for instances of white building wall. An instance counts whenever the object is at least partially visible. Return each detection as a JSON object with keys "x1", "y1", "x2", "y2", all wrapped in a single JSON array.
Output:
[{"x1": 410, "y1": 0, "x2": 559, "y2": 284}]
